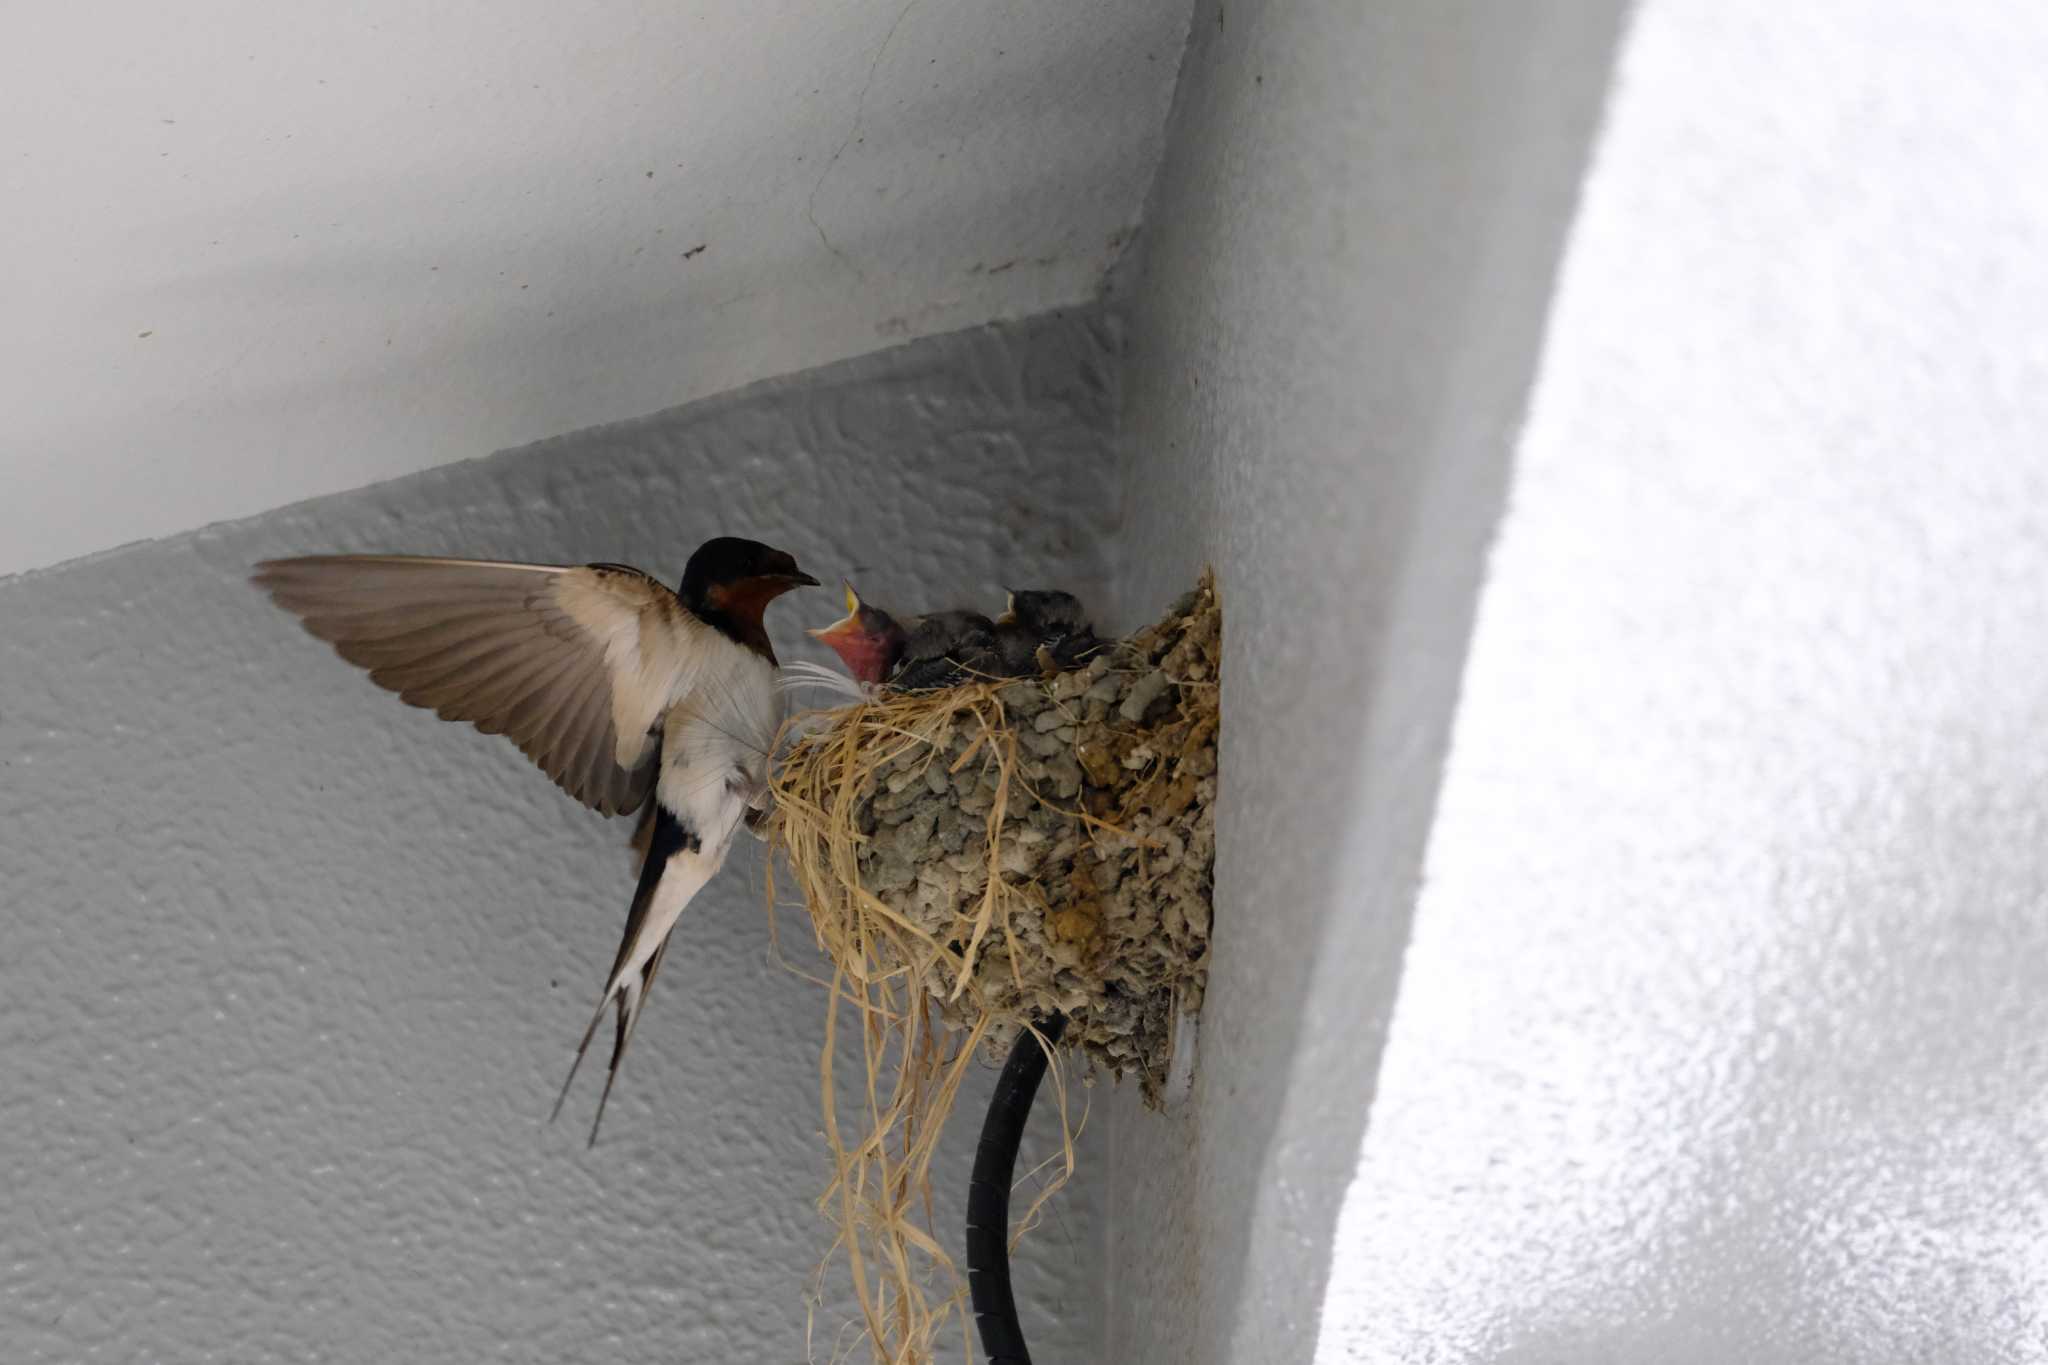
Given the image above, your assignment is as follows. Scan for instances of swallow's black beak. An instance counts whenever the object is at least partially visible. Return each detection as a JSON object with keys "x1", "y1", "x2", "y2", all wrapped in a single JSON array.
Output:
[{"x1": 783, "y1": 570, "x2": 822, "y2": 588}]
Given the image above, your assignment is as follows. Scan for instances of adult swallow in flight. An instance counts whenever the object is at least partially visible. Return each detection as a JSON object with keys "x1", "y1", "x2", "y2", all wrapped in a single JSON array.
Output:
[{"x1": 253, "y1": 537, "x2": 819, "y2": 1143}]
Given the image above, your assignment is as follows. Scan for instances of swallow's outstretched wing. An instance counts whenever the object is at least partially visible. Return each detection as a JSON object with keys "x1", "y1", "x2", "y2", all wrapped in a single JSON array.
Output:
[{"x1": 254, "y1": 555, "x2": 721, "y2": 817}]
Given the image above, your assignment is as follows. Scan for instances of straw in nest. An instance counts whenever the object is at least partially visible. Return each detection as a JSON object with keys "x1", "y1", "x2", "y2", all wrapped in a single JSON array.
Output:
[{"x1": 767, "y1": 572, "x2": 1219, "y2": 1365}]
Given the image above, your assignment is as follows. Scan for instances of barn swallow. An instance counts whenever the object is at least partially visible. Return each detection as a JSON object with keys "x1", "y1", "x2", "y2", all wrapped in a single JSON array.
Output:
[{"x1": 254, "y1": 537, "x2": 819, "y2": 1144}]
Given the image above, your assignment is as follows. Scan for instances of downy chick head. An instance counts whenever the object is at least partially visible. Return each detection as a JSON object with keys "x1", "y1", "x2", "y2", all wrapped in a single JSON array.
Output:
[
  {"x1": 999, "y1": 588, "x2": 1092, "y2": 638},
  {"x1": 807, "y1": 582, "x2": 909, "y2": 684}
]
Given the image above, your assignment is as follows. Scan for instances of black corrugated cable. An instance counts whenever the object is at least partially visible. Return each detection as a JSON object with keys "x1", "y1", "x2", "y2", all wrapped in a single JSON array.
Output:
[{"x1": 965, "y1": 1012, "x2": 1068, "y2": 1365}]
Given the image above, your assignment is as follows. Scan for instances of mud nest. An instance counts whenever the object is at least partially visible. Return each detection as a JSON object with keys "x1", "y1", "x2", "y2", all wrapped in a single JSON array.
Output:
[{"x1": 767, "y1": 572, "x2": 1218, "y2": 1365}]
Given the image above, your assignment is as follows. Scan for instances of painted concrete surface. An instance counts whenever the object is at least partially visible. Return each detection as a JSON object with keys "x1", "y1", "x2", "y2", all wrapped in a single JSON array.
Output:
[
  {"x1": 1099, "y1": 3, "x2": 1629, "y2": 1362},
  {"x1": 1318, "y1": 5, "x2": 2048, "y2": 1361},
  {"x1": 0, "y1": 310, "x2": 1115, "y2": 1363},
  {"x1": 0, "y1": 0, "x2": 1190, "y2": 577}
]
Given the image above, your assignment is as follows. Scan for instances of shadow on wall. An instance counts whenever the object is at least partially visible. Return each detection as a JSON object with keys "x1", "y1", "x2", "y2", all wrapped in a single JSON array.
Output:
[{"x1": 1103, "y1": 2, "x2": 1637, "y2": 1362}]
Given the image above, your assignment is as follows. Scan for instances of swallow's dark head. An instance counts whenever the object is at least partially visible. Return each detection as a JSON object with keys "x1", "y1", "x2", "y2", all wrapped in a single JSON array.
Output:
[
  {"x1": 1000, "y1": 588, "x2": 1090, "y2": 637},
  {"x1": 808, "y1": 582, "x2": 909, "y2": 684},
  {"x1": 681, "y1": 537, "x2": 819, "y2": 613}
]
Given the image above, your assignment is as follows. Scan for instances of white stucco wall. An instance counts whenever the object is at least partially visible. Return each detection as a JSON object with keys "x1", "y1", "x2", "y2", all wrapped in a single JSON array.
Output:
[
  {"x1": 1101, "y1": 4, "x2": 1628, "y2": 1362},
  {"x1": 0, "y1": 310, "x2": 1115, "y2": 1363},
  {"x1": 0, "y1": 0, "x2": 1190, "y2": 578},
  {"x1": 1319, "y1": 5, "x2": 2048, "y2": 1361}
]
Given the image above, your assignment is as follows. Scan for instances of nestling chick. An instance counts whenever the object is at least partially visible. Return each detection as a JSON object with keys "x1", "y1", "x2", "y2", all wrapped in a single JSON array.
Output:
[
  {"x1": 805, "y1": 583, "x2": 909, "y2": 685},
  {"x1": 895, "y1": 609, "x2": 1002, "y2": 689},
  {"x1": 996, "y1": 587, "x2": 1102, "y2": 672},
  {"x1": 812, "y1": 583, "x2": 1099, "y2": 689},
  {"x1": 1000, "y1": 589, "x2": 1091, "y2": 637},
  {"x1": 810, "y1": 586, "x2": 999, "y2": 689}
]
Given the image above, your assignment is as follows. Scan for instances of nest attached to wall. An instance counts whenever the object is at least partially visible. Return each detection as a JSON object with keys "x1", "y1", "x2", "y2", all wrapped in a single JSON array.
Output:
[{"x1": 766, "y1": 573, "x2": 1218, "y2": 1365}]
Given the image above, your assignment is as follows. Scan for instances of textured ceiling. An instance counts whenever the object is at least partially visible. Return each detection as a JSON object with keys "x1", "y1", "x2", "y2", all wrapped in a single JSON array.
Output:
[{"x1": 1, "y1": 0, "x2": 1190, "y2": 577}]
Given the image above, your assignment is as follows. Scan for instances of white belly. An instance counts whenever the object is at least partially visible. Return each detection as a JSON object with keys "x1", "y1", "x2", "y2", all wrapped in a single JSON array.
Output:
[{"x1": 656, "y1": 644, "x2": 780, "y2": 843}]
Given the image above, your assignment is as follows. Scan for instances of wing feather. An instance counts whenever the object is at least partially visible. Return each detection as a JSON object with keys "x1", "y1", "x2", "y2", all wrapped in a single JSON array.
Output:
[
  {"x1": 254, "y1": 554, "x2": 718, "y2": 816},
  {"x1": 531, "y1": 663, "x2": 602, "y2": 772}
]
